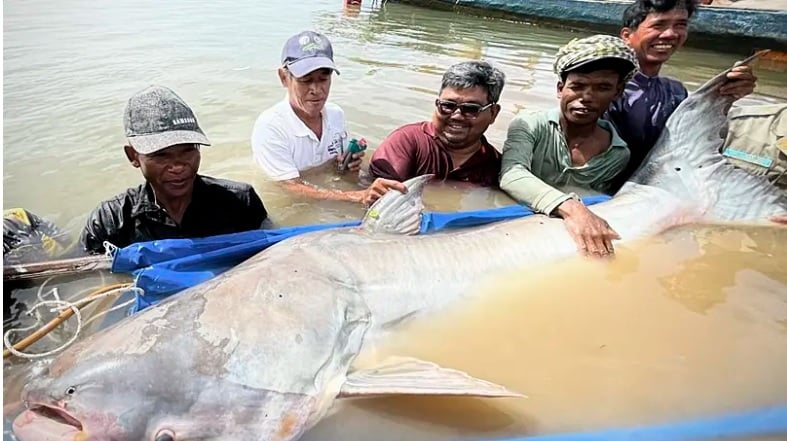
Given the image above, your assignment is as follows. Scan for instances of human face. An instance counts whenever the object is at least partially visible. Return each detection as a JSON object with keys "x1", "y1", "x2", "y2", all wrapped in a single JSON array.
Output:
[
  {"x1": 621, "y1": 8, "x2": 689, "y2": 75},
  {"x1": 125, "y1": 143, "x2": 201, "y2": 200},
  {"x1": 432, "y1": 85, "x2": 499, "y2": 150},
  {"x1": 279, "y1": 67, "x2": 333, "y2": 120},
  {"x1": 558, "y1": 70, "x2": 623, "y2": 126}
]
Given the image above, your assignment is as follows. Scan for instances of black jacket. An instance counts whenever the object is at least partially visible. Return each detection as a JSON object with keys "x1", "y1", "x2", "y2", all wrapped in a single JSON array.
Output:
[{"x1": 80, "y1": 175, "x2": 268, "y2": 254}]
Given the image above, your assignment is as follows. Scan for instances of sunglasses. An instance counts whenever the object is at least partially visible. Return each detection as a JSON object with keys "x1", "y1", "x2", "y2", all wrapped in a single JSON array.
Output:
[{"x1": 435, "y1": 99, "x2": 494, "y2": 117}]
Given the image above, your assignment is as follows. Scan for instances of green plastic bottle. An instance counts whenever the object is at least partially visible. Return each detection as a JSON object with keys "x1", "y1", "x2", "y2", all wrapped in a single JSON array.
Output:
[{"x1": 339, "y1": 138, "x2": 368, "y2": 173}]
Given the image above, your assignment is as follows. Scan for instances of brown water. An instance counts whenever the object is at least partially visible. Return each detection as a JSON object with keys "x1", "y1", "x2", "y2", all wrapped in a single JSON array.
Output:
[
  {"x1": 305, "y1": 225, "x2": 787, "y2": 441},
  {"x1": 3, "y1": 0, "x2": 787, "y2": 439}
]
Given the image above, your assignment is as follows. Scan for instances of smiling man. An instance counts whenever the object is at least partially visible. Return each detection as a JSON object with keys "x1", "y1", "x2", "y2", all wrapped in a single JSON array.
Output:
[
  {"x1": 607, "y1": 0, "x2": 757, "y2": 186},
  {"x1": 252, "y1": 30, "x2": 405, "y2": 206},
  {"x1": 80, "y1": 85, "x2": 268, "y2": 254},
  {"x1": 500, "y1": 35, "x2": 639, "y2": 257},
  {"x1": 368, "y1": 60, "x2": 505, "y2": 187}
]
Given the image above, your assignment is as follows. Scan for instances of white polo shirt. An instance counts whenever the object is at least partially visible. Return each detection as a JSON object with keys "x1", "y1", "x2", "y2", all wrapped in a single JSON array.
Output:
[{"x1": 251, "y1": 98, "x2": 348, "y2": 181}]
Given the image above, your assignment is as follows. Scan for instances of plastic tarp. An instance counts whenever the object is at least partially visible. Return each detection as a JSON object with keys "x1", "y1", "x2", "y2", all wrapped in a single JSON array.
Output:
[
  {"x1": 112, "y1": 196, "x2": 611, "y2": 311},
  {"x1": 494, "y1": 405, "x2": 787, "y2": 441}
]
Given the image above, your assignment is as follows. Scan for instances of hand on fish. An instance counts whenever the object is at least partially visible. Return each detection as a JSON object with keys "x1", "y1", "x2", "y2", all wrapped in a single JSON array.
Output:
[
  {"x1": 719, "y1": 64, "x2": 757, "y2": 100},
  {"x1": 556, "y1": 199, "x2": 620, "y2": 258},
  {"x1": 362, "y1": 178, "x2": 408, "y2": 206}
]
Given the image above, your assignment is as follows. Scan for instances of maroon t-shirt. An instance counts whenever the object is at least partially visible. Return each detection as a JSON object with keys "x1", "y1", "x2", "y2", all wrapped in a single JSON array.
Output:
[{"x1": 368, "y1": 122, "x2": 501, "y2": 187}]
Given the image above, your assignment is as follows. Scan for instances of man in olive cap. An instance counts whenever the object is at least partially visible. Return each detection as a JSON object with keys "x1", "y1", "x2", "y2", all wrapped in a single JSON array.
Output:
[
  {"x1": 80, "y1": 85, "x2": 268, "y2": 254},
  {"x1": 500, "y1": 34, "x2": 639, "y2": 258}
]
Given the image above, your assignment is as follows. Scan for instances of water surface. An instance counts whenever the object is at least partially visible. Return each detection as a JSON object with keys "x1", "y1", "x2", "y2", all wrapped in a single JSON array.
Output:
[{"x1": 3, "y1": 0, "x2": 786, "y2": 440}]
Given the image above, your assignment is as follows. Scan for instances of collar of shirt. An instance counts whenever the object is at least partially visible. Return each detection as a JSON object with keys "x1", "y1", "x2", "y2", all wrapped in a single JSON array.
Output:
[
  {"x1": 281, "y1": 97, "x2": 328, "y2": 141},
  {"x1": 630, "y1": 71, "x2": 659, "y2": 87},
  {"x1": 130, "y1": 175, "x2": 206, "y2": 220},
  {"x1": 547, "y1": 108, "x2": 628, "y2": 150}
]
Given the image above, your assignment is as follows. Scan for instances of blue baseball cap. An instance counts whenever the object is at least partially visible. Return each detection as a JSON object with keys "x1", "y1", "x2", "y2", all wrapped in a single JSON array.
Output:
[{"x1": 281, "y1": 31, "x2": 340, "y2": 78}]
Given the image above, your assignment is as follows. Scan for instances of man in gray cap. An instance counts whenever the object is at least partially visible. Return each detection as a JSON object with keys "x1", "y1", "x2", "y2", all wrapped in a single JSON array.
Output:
[
  {"x1": 251, "y1": 30, "x2": 405, "y2": 205},
  {"x1": 80, "y1": 85, "x2": 268, "y2": 254}
]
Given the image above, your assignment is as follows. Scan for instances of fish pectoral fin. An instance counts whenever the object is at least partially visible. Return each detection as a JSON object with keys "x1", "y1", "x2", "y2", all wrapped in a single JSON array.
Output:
[
  {"x1": 360, "y1": 175, "x2": 433, "y2": 236},
  {"x1": 338, "y1": 356, "x2": 525, "y2": 398}
]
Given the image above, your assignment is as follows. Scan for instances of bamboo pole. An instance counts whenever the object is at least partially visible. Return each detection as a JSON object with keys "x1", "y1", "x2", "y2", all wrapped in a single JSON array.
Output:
[
  {"x1": 3, "y1": 283, "x2": 130, "y2": 359},
  {"x1": 3, "y1": 255, "x2": 112, "y2": 282}
]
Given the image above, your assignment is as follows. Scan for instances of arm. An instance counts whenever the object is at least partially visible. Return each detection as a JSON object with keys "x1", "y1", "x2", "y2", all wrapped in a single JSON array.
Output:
[
  {"x1": 279, "y1": 178, "x2": 365, "y2": 203},
  {"x1": 500, "y1": 116, "x2": 619, "y2": 257},
  {"x1": 79, "y1": 201, "x2": 129, "y2": 255},
  {"x1": 499, "y1": 117, "x2": 574, "y2": 214},
  {"x1": 279, "y1": 177, "x2": 406, "y2": 206}
]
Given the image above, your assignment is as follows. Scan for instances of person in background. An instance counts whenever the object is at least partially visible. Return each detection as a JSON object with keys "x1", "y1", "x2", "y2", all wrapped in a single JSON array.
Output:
[
  {"x1": 607, "y1": 0, "x2": 757, "y2": 186},
  {"x1": 721, "y1": 103, "x2": 786, "y2": 191},
  {"x1": 500, "y1": 35, "x2": 639, "y2": 257},
  {"x1": 368, "y1": 60, "x2": 505, "y2": 188},
  {"x1": 3, "y1": 208, "x2": 72, "y2": 264},
  {"x1": 251, "y1": 30, "x2": 405, "y2": 206},
  {"x1": 80, "y1": 85, "x2": 268, "y2": 254}
]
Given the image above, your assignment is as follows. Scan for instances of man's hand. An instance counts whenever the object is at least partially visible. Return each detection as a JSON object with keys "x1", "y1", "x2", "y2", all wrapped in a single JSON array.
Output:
[
  {"x1": 720, "y1": 64, "x2": 757, "y2": 100},
  {"x1": 337, "y1": 151, "x2": 365, "y2": 173},
  {"x1": 361, "y1": 178, "x2": 407, "y2": 206},
  {"x1": 555, "y1": 199, "x2": 620, "y2": 257}
]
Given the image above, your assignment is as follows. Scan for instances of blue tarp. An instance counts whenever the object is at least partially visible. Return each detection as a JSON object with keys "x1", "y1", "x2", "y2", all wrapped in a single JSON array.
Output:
[
  {"x1": 499, "y1": 405, "x2": 787, "y2": 441},
  {"x1": 111, "y1": 197, "x2": 611, "y2": 311}
]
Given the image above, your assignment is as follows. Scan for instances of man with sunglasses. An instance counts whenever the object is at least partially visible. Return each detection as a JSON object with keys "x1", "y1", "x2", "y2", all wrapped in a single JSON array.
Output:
[
  {"x1": 500, "y1": 35, "x2": 638, "y2": 258},
  {"x1": 252, "y1": 30, "x2": 405, "y2": 206},
  {"x1": 80, "y1": 85, "x2": 269, "y2": 254},
  {"x1": 368, "y1": 61, "x2": 505, "y2": 187}
]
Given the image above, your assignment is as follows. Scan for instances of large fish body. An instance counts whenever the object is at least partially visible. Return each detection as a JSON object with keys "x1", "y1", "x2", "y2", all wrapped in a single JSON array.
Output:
[{"x1": 12, "y1": 58, "x2": 786, "y2": 441}]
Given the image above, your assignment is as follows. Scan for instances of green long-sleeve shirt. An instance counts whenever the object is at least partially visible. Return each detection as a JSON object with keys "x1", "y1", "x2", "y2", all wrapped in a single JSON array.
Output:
[{"x1": 500, "y1": 109, "x2": 629, "y2": 214}]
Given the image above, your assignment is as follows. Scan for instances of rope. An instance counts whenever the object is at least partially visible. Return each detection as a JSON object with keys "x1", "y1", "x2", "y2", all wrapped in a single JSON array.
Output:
[
  {"x1": 103, "y1": 241, "x2": 118, "y2": 260},
  {"x1": 2, "y1": 283, "x2": 143, "y2": 360}
]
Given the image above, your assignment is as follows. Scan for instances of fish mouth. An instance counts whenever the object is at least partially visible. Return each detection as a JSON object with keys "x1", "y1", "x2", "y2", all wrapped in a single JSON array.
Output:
[
  {"x1": 29, "y1": 404, "x2": 84, "y2": 430},
  {"x1": 13, "y1": 403, "x2": 85, "y2": 441}
]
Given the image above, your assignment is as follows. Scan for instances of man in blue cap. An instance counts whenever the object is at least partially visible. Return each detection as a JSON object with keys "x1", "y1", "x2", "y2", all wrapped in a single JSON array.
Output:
[{"x1": 251, "y1": 30, "x2": 405, "y2": 205}]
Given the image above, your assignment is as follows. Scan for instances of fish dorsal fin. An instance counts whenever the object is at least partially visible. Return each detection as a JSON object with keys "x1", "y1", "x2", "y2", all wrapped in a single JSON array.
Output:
[
  {"x1": 636, "y1": 50, "x2": 768, "y2": 178},
  {"x1": 692, "y1": 50, "x2": 767, "y2": 97},
  {"x1": 360, "y1": 175, "x2": 433, "y2": 235},
  {"x1": 338, "y1": 356, "x2": 524, "y2": 398}
]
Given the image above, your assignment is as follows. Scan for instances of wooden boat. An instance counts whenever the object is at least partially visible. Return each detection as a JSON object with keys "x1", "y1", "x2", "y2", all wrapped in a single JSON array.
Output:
[{"x1": 391, "y1": 0, "x2": 787, "y2": 50}]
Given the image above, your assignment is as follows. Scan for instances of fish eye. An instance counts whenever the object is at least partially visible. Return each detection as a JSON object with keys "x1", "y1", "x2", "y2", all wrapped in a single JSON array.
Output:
[
  {"x1": 155, "y1": 429, "x2": 175, "y2": 441},
  {"x1": 65, "y1": 386, "x2": 77, "y2": 396}
]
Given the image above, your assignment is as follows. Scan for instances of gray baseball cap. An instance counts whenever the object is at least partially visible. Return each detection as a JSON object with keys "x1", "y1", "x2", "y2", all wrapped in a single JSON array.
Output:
[
  {"x1": 281, "y1": 30, "x2": 340, "y2": 78},
  {"x1": 123, "y1": 85, "x2": 211, "y2": 154}
]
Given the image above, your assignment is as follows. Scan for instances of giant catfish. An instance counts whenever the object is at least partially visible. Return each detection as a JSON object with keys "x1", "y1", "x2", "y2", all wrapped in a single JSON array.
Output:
[{"x1": 12, "y1": 54, "x2": 786, "y2": 441}]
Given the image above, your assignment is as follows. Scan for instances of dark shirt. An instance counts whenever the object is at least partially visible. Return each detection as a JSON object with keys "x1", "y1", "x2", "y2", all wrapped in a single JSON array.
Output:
[
  {"x1": 368, "y1": 121, "x2": 502, "y2": 187},
  {"x1": 606, "y1": 72, "x2": 688, "y2": 184},
  {"x1": 80, "y1": 175, "x2": 268, "y2": 254}
]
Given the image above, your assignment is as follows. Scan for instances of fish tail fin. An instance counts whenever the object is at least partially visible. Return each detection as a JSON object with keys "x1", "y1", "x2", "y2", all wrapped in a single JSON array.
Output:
[
  {"x1": 361, "y1": 174, "x2": 433, "y2": 235},
  {"x1": 629, "y1": 50, "x2": 786, "y2": 224}
]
